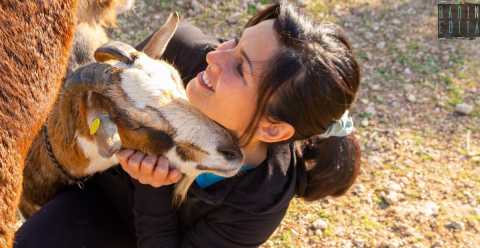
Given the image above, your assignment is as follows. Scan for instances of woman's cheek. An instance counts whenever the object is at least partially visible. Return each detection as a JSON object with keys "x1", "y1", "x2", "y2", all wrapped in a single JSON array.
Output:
[
  {"x1": 186, "y1": 80, "x2": 207, "y2": 112},
  {"x1": 185, "y1": 82, "x2": 196, "y2": 104}
]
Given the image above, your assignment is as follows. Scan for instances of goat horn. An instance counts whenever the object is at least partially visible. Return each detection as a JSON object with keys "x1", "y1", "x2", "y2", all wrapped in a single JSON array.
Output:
[
  {"x1": 141, "y1": 12, "x2": 179, "y2": 59},
  {"x1": 63, "y1": 62, "x2": 120, "y2": 96},
  {"x1": 94, "y1": 41, "x2": 138, "y2": 64}
]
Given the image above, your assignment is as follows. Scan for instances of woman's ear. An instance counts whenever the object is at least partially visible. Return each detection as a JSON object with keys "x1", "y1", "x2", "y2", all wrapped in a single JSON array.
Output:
[{"x1": 255, "y1": 117, "x2": 295, "y2": 143}]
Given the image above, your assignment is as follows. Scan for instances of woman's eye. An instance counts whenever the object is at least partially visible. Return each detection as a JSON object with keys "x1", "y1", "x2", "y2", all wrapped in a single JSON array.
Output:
[
  {"x1": 237, "y1": 63, "x2": 244, "y2": 77},
  {"x1": 233, "y1": 37, "x2": 244, "y2": 77}
]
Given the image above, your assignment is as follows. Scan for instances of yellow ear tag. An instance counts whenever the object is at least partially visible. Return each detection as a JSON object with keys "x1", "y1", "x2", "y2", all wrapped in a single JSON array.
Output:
[{"x1": 89, "y1": 118, "x2": 101, "y2": 135}]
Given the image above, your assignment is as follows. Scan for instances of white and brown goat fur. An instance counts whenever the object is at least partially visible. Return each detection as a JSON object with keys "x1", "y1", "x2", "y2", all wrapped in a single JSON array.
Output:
[
  {"x1": 19, "y1": 0, "x2": 135, "y2": 218},
  {"x1": 21, "y1": 13, "x2": 244, "y2": 217}
]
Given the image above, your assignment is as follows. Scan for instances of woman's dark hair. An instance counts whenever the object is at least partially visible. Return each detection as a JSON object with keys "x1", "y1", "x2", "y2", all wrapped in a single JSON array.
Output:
[{"x1": 241, "y1": 2, "x2": 361, "y2": 201}]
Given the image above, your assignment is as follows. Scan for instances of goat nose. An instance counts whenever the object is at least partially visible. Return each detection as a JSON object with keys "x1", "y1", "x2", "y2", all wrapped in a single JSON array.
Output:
[{"x1": 217, "y1": 146, "x2": 243, "y2": 162}]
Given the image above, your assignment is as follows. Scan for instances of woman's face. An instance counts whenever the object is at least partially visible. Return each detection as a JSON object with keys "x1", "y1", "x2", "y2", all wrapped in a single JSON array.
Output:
[{"x1": 186, "y1": 19, "x2": 280, "y2": 138}]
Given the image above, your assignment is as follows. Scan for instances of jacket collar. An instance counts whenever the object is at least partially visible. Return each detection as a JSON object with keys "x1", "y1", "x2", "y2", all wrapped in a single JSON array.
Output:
[{"x1": 188, "y1": 143, "x2": 297, "y2": 214}]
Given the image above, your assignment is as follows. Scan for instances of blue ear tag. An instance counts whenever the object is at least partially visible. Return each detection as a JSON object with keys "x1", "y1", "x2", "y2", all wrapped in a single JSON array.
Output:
[{"x1": 195, "y1": 165, "x2": 254, "y2": 189}]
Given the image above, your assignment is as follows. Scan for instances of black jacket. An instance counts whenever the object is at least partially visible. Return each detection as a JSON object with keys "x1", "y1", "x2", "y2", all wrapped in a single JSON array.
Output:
[{"x1": 96, "y1": 22, "x2": 302, "y2": 248}]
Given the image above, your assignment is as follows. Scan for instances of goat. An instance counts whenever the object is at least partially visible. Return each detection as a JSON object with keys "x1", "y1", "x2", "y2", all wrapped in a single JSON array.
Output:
[
  {"x1": 0, "y1": 1, "x2": 133, "y2": 246},
  {"x1": 19, "y1": 0, "x2": 136, "y2": 218},
  {"x1": 20, "y1": 13, "x2": 244, "y2": 218}
]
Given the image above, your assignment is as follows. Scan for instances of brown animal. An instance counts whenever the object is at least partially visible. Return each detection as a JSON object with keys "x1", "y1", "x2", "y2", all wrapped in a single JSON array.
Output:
[
  {"x1": 0, "y1": 1, "x2": 77, "y2": 247},
  {"x1": 19, "y1": 0, "x2": 135, "y2": 218},
  {"x1": 20, "y1": 13, "x2": 244, "y2": 218},
  {"x1": 0, "y1": 0, "x2": 133, "y2": 246}
]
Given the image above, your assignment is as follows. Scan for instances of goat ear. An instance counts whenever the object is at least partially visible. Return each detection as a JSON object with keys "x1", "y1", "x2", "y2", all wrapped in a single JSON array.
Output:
[
  {"x1": 86, "y1": 93, "x2": 122, "y2": 158},
  {"x1": 94, "y1": 41, "x2": 137, "y2": 64},
  {"x1": 142, "y1": 12, "x2": 179, "y2": 59},
  {"x1": 89, "y1": 112, "x2": 122, "y2": 158}
]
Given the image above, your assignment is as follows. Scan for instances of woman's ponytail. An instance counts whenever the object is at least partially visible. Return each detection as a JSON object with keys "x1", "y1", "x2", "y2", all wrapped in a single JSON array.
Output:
[{"x1": 295, "y1": 133, "x2": 361, "y2": 201}]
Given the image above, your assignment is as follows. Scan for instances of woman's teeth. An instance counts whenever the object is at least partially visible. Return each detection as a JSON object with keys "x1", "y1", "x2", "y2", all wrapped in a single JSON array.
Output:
[{"x1": 201, "y1": 72, "x2": 214, "y2": 91}]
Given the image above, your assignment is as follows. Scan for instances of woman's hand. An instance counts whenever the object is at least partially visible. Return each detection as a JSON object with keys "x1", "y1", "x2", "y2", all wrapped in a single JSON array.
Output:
[{"x1": 116, "y1": 149, "x2": 182, "y2": 188}]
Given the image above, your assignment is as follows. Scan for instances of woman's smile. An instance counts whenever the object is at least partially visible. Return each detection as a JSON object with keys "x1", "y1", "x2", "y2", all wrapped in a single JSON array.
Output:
[{"x1": 196, "y1": 70, "x2": 215, "y2": 92}]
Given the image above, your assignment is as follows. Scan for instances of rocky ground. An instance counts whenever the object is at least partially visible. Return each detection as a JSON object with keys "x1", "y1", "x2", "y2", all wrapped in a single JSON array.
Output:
[{"x1": 108, "y1": 0, "x2": 480, "y2": 247}]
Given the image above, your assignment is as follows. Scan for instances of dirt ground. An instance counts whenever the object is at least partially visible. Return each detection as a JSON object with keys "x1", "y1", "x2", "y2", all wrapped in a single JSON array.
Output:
[{"x1": 106, "y1": 0, "x2": 480, "y2": 247}]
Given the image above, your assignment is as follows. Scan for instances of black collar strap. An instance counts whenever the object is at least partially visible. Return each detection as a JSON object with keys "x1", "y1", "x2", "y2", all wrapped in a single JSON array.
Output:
[{"x1": 42, "y1": 126, "x2": 91, "y2": 189}]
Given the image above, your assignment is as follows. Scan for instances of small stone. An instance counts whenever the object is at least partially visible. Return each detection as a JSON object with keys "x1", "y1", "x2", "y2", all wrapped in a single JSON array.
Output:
[
  {"x1": 341, "y1": 240, "x2": 354, "y2": 248},
  {"x1": 381, "y1": 191, "x2": 399, "y2": 205},
  {"x1": 392, "y1": 19, "x2": 401, "y2": 25},
  {"x1": 352, "y1": 239, "x2": 365, "y2": 248},
  {"x1": 314, "y1": 229, "x2": 323, "y2": 236},
  {"x1": 190, "y1": 0, "x2": 203, "y2": 12},
  {"x1": 404, "y1": 67, "x2": 412, "y2": 75},
  {"x1": 403, "y1": 83, "x2": 414, "y2": 91},
  {"x1": 445, "y1": 221, "x2": 464, "y2": 231},
  {"x1": 361, "y1": 118, "x2": 369, "y2": 127},
  {"x1": 463, "y1": 191, "x2": 475, "y2": 204},
  {"x1": 431, "y1": 241, "x2": 443, "y2": 248},
  {"x1": 473, "y1": 208, "x2": 480, "y2": 215},
  {"x1": 226, "y1": 12, "x2": 241, "y2": 25},
  {"x1": 380, "y1": 239, "x2": 402, "y2": 248},
  {"x1": 455, "y1": 103, "x2": 474, "y2": 115},
  {"x1": 393, "y1": 223, "x2": 418, "y2": 238},
  {"x1": 406, "y1": 94, "x2": 416, "y2": 103},
  {"x1": 353, "y1": 184, "x2": 366, "y2": 195},
  {"x1": 312, "y1": 219, "x2": 328, "y2": 231},
  {"x1": 335, "y1": 226, "x2": 345, "y2": 237},
  {"x1": 366, "y1": 105, "x2": 376, "y2": 116},
  {"x1": 412, "y1": 244, "x2": 426, "y2": 248},
  {"x1": 187, "y1": 9, "x2": 195, "y2": 16},
  {"x1": 421, "y1": 201, "x2": 439, "y2": 217},
  {"x1": 360, "y1": 98, "x2": 369, "y2": 104},
  {"x1": 376, "y1": 41, "x2": 386, "y2": 49},
  {"x1": 294, "y1": 0, "x2": 307, "y2": 7},
  {"x1": 368, "y1": 155, "x2": 382, "y2": 166},
  {"x1": 386, "y1": 181, "x2": 402, "y2": 192},
  {"x1": 370, "y1": 83, "x2": 381, "y2": 90}
]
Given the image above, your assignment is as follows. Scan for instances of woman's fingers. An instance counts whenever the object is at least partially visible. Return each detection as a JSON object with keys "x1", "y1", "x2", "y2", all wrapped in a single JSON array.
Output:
[
  {"x1": 138, "y1": 155, "x2": 157, "y2": 184},
  {"x1": 140, "y1": 155, "x2": 157, "y2": 175},
  {"x1": 116, "y1": 149, "x2": 135, "y2": 165},
  {"x1": 117, "y1": 149, "x2": 137, "y2": 176},
  {"x1": 166, "y1": 169, "x2": 182, "y2": 185},
  {"x1": 116, "y1": 149, "x2": 182, "y2": 188},
  {"x1": 126, "y1": 151, "x2": 146, "y2": 179},
  {"x1": 150, "y1": 157, "x2": 169, "y2": 187}
]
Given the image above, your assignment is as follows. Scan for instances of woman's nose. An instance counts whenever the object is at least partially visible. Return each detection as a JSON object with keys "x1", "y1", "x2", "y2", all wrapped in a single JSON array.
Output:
[
  {"x1": 206, "y1": 39, "x2": 236, "y2": 65},
  {"x1": 206, "y1": 50, "x2": 232, "y2": 75}
]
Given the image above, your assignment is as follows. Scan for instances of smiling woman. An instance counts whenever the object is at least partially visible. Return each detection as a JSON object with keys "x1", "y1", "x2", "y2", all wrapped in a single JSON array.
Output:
[
  {"x1": 15, "y1": 2, "x2": 361, "y2": 248},
  {"x1": 186, "y1": 19, "x2": 280, "y2": 145}
]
